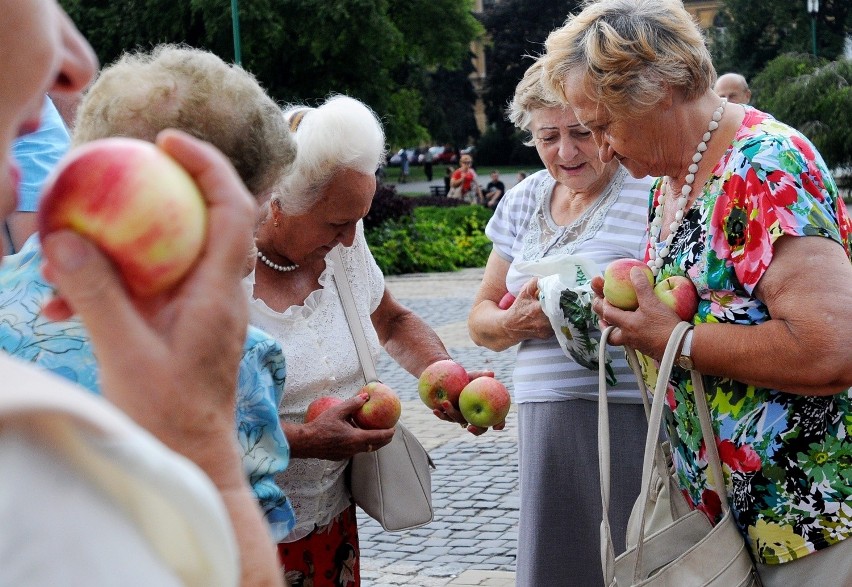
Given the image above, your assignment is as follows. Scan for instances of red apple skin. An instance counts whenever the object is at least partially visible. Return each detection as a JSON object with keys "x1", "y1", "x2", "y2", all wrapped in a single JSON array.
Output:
[
  {"x1": 497, "y1": 292, "x2": 516, "y2": 310},
  {"x1": 458, "y1": 376, "x2": 511, "y2": 428},
  {"x1": 304, "y1": 396, "x2": 344, "y2": 423},
  {"x1": 353, "y1": 382, "x2": 401, "y2": 430},
  {"x1": 653, "y1": 275, "x2": 699, "y2": 322},
  {"x1": 418, "y1": 359, "x2": 470, "y2": 409},
  {"x1": 38, "y1": 137, "x2": 207, "y2": 297},
  {"x1": 603, "y1": 258, "x2": 654, "y2": 311}
]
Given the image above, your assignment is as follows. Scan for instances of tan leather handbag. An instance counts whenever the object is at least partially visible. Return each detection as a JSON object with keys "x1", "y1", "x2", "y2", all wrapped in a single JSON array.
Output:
[{"x1": 597, "y1": 323, "x2": 761, "y2": 586}]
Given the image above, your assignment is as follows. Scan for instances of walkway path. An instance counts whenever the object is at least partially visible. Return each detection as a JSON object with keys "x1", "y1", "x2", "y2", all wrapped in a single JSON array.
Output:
[{"x1": 357, "y1": 268, "x2": 519, "y2": 586}]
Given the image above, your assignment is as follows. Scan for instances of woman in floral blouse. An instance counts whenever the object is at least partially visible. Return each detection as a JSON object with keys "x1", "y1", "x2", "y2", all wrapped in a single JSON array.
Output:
[{"x1": 541, "y1": 1, "x2": 852, "y2": 585}]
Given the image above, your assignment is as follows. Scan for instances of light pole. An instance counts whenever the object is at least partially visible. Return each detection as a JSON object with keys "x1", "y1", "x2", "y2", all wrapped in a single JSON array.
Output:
[
  {"x1": 806, "y1": 0, "x2": 819, "y2": 58},
  {"x1": 230, "y1": 0, "x2": 242, "y2": 66}
]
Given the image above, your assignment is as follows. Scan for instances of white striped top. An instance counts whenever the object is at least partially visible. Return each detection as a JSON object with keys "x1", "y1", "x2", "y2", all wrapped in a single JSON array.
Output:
[{"x1": 486, "y1": 168, "x2": 655, "y2": 404}]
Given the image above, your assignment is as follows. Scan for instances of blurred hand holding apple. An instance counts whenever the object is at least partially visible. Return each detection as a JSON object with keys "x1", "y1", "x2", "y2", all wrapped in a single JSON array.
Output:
[{"x1": 38, "y1": 137, "x2": 207, "y2": 298}]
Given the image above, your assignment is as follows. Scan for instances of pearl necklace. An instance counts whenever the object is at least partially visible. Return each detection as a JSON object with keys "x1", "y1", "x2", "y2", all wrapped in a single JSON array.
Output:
[
  {"x1": 256, "y1": 250, "x2": 299, "y2": 272},
  {"x1": 648, "y1": 98, "x2": 727, "y2": 276}
]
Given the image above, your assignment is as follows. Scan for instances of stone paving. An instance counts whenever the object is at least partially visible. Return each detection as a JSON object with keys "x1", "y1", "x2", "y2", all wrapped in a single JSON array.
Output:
[{"x1": 358, "y1": 268, "x2": 519, "y2": 587}]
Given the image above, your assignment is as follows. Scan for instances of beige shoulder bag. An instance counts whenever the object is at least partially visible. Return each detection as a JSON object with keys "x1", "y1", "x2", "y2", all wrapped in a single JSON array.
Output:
[{"x1": 330, "y1": 245, "x2": 435, "y2": 532}]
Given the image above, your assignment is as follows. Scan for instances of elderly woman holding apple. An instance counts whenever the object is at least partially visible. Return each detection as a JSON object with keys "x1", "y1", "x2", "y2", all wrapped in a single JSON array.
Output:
[
  {"x1": 466, "y1": 58, "x2": 654, "y2": 586},
  {"x1": 0, "y1": 38, "x2": 299, "y2": 567},
  {"x1": 541, "y1": 0, "x2": 852, "y2": 584},
  {"x1": 0, "y1": 2, "x2": 286, "y2": 585},
  {"x1": 246, "y1": 94, "x2": 488, "y2": 584}
]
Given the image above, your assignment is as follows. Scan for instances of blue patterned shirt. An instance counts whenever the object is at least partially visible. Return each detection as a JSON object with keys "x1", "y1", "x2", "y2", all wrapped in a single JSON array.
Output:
[{"x1": 0, "y1": 235, "x2": 295, "y2": 540}]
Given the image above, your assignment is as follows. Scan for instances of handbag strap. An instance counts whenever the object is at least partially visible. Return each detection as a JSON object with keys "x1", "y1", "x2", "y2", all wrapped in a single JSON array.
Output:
[
  {"x1": 598, "y1": 323, "x2": 730, "y2": 584},
  {"x1": 330, "y1": 245, "x2": 379, "y2": 384}
]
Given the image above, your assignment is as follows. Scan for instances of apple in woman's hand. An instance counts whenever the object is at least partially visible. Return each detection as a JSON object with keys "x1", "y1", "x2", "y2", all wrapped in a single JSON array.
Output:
[
  {"x1": 653, "y1": 275, "x2": 699, "y2": 321},
  {"x1": 498, "y1": 292, "x2": 516, "y2": 310},
  {"x1": 304, "y1": 396, "x2": 344, "y2": 423},
  {"x1": 418, "y1": 359, "x2": 470, "y2": 409},
  {"x1": 38, "y1": 137, "x2": 207, "y2": 297},
  {"x1": 353, "y1": 382, "x2": 401, "y2": 430},
  {"x1": 602, "y1": 258, "x2": 654, "y2": 310},
  {"x1": 458, "y1": 376, "x2": 511, "y2": 429}
]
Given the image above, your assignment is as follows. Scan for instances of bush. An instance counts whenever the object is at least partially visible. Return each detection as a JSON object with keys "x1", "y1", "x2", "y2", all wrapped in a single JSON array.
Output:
[
  {"x1": 363, "y1": 183, "x2": 414, "y2": 230},
  {"x1": 365, "y1": 204, "x2": 494, "y2": 275}
]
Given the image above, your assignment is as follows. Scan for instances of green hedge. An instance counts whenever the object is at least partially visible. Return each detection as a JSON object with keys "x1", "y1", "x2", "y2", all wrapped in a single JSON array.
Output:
[{"x1": 365, "y1": 205, "x2": 493, "y2": 275}]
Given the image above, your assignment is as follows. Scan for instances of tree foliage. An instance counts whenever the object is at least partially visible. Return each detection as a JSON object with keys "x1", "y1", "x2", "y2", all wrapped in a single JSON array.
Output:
[
  {"x1": 480, "y1": 0, "x2": 579, "y2": 136},
  {"x1": 752, "y1": 54, "x2": 852, "y2": 169},
  {"x1": 59, "y1": 0, "x2": 482, "y2": 147},
  {"x1": 474, "y1": 0, "x2": 580, "y2": 164},
  {"x1": 709, "y1": 0, "x2": 851, "y2": 81}
]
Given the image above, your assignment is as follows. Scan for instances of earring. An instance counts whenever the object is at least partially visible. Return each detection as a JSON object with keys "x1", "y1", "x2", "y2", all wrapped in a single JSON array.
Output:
[{"x1": 274, "y1": 221, "x2": 279, "y2": 228}]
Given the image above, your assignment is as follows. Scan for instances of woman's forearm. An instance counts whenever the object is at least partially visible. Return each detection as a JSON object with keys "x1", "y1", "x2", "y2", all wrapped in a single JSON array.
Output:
[
  {"x1": 690, "y1": 320, "x2": 852, "y2": 395},
  {"x1": 468, "y1": 300, "x2": 523, "y2": 352}
]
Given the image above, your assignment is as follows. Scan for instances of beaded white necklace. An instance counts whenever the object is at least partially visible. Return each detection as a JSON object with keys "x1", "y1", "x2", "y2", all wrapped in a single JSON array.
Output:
[
  {"x1": 648, "y1": 98, "x2": 727, "y2": 276},
  {"x1": 257, "y1": 250, "x2": 299, "y2": 272}
]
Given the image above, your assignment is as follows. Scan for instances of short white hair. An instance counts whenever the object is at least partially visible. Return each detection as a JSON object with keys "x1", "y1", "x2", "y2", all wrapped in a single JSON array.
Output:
[{"x1": 274, "y1": 95, "x2": 386, "y2": 214}]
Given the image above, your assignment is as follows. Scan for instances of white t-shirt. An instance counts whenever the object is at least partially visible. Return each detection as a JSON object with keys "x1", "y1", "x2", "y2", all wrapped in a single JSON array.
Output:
[
  {"x1": 0, "y1": 353, "x2": 239, "y2": 586},
  {"x1": 244, "y1": 222, "x2": 385, "y2": 541},
  {"x1": 486, "y1": 168, "x2": 654, "y2": 404}
]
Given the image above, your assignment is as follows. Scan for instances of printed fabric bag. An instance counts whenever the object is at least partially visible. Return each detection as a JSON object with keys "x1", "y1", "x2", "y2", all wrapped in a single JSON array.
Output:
[{"x1": 515, "y1": 253, "x2": 618, "y2": 384}]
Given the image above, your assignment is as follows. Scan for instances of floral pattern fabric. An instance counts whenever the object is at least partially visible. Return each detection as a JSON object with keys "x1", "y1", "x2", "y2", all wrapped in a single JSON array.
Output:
[
  {"x1": 0, "y1": 235, "x2": 295, "y2": 541},
  {"x1": 643, "y1": 108, "x2": 852, "y2": 565}
]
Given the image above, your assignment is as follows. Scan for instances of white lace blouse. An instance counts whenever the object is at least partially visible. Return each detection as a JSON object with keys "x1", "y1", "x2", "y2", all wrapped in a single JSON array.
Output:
[{"x1": 243, "y1": 222, "x2": 385, "y2": 542}]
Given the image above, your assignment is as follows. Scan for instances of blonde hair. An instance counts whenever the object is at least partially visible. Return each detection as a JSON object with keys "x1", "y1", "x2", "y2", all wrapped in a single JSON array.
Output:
[
  {"x1": 507, "y1": 59, "x2": 566, "y2": 145},
  {"x1": 541, "y1": 0, "x2": 716, "y2": 119},
  {"x1": 273, "y1": 95, "x2": 386, "y2": 214},
  {"x1": 74, "y1": 44, "x2": 295, "y2": 197}
]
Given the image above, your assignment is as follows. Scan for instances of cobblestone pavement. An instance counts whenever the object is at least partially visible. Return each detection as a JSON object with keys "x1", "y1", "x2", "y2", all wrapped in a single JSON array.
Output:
[{"x1": 358, "y1": 268, "x2": 519, "y2": 587}]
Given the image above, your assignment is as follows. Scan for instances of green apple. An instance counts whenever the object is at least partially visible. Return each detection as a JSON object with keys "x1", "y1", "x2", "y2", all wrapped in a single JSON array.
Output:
[{"x1": 458, "y1": 376, "x2": 511, "y2": 428}]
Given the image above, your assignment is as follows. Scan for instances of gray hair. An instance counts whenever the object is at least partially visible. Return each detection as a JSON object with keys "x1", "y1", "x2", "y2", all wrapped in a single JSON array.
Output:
[
  {"x1": 273, "y1": 95, "x2": 386, "y2": 214},
  {"x1": 74, "y1": 43, "x2": 295, "y2": 197},
  {"x1": 507, "y1": 59, "x2": 567, "y2": 145},
  {"x1": 541, "y1": 0, "x2": 716, "y2": 119}
]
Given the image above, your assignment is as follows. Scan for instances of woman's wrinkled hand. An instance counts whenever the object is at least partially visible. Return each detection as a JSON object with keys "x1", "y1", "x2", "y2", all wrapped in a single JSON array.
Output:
[
  {"x1": 502, "y1": 278, "x2": 553, "y2": 342},
  {"x1": 295, "y1": 394, "x2": 395, "y2": 460}
]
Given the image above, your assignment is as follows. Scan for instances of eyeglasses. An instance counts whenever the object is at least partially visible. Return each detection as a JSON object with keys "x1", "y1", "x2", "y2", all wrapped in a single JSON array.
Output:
[{"x1": 460, "y1": 159, "x2": 472, "y2": 164}]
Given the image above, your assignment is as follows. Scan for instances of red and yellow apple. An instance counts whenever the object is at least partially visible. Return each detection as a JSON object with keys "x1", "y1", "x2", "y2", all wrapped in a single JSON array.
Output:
[
  {"x1": 653, "y1": 275, "x2": 699, "y2": 321},
  {"x1": 497, "y1": 292, "x2": 516, "y2": 310},
  {"x1": 38, "y1": 137, "x2": 207, "y2": 297},
  {"x1": 602, "y1": 258, "x2": 654, "y2": 310},
  {"x1": 458, "y1": 376, "x2": 511, "y2": 428},
  {"x1": 418, "y1": 359, "x2": 470, "y2": 410},
  {"x1": 304, "y1": 396, "x2": 344, "y2": 423},
  {"x1": 352, "y1": 381, "x2": 401, "y2": 430}
]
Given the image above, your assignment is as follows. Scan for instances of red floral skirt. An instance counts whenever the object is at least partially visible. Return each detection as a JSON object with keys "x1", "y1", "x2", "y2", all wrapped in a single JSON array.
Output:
[{"x1": 277, "y1": 503, "x2": 360, "y2": 587}]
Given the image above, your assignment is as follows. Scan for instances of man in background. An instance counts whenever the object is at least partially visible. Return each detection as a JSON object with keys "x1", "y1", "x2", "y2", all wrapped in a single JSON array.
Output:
[{"x1": 714, "y1": 72, "x2": 751, "y2": 104}]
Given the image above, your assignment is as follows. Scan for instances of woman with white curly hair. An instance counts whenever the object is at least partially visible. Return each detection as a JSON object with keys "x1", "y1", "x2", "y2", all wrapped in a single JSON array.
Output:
[{"x1": 247, "y1": 95, "x2": 491, "y2": 584}]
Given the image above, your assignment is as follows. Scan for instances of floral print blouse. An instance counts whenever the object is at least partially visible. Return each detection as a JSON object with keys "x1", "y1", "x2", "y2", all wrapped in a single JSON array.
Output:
[
  {"x1": 0, "y1": 235, "x2": 296, "y2": 541},
  {"x1": 642, "y1": 108, "x2": 852, "y2": 565}
]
